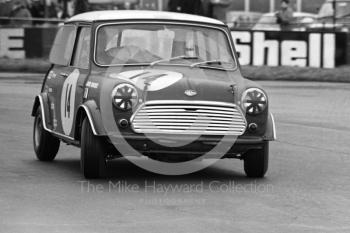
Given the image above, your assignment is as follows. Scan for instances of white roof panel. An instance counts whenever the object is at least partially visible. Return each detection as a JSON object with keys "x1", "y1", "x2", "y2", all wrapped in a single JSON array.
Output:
[{"x1": 67, "y1": 10, "x2": 224, "y2": 25}]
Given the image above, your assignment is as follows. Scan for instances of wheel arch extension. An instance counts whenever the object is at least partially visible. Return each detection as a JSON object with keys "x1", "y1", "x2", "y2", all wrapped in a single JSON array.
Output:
[
  {"x1": 32, "y1": 95, "x2": 105, "y2": 140},
  {"x1": 31, "y1": 96, "x2": 41, "y2": 117},
  {"x1": 264, "y1": 113, "x2": 277, "y2": 141},
  {"x1": 74, "y1": 100, "x2": 106, "y2": 140},
  {"x1": 31, "y1": 94, "x2": 51, "y2": 131}
]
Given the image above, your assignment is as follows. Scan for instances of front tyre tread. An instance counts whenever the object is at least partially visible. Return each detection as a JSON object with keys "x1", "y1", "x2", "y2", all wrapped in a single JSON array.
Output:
[
  {"x1": 80, "y1": 118, "x2": 107, "y2": 179},
  {"x1": 33, "y1": 108, "x2": 60, "y2": 161},
  {"x1": 243, "y1": 142, "x2": 269, "y2": 178}
]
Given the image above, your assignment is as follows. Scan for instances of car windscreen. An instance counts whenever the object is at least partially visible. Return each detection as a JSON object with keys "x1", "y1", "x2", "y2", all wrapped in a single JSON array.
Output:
[{"x1": 95, "y1": 23, "x2": 236, "y2": 69}]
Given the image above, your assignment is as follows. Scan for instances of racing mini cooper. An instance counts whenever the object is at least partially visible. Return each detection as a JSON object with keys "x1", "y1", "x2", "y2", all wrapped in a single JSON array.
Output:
[{"x1": 32, "y1": 10, "x2": 276, "y2": 178}]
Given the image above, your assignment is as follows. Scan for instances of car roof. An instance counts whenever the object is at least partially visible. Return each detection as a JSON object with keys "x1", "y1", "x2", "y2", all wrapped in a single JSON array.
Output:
[
  {"x1": 325, "y1": 0, "x2": 350, "y2": 2},
  {"x1": 67, "y1": 10, "x2": 225, "y2": 25},
  {"x1": 261, "y1": 12, "x2": 316, "y2": 18}
]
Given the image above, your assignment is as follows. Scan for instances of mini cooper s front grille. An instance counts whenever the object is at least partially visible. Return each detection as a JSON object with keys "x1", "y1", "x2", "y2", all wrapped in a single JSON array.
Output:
[{"x1": 131, "y1": 101, "x2": 247, "y2": 136}]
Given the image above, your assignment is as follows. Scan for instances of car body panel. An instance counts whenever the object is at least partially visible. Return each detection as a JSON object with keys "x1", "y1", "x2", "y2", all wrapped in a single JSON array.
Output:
[
  {"x1": 67, "y1": 10, "x2": 224, "y2": 26},
  {"x1": 32, "y1": 10, "x2": 275, "y2": 156}
]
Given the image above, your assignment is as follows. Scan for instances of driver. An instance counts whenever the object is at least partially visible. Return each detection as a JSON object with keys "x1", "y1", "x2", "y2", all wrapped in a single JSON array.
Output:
[
  {"x1": 106, "y1": 44, "x2": 141, "y2": 62},
  {"x1": 97, "y1": 27, "x2": 160, "y2": 64},
  {"x1": 97, "y1": 28, "x2": 141, "y2": 64}
]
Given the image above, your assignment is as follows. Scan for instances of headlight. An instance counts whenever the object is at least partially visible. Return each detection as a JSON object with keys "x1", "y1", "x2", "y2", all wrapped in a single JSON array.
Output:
[
  {"x1": 111, "y1": 83, "x2": 138, "y2": 111},
  {"x1": 241, "y1": 88, "x2": 268, "y2": 115}
]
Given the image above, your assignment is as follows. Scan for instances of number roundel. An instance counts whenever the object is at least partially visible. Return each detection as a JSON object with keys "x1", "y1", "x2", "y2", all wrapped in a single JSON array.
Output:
[{"x1": 60, "y1": 69, "x2": 80, "y2": 135}]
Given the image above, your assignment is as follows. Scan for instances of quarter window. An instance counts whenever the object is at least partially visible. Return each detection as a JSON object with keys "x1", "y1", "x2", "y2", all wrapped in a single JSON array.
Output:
[
  {"x1": 49, "y1": 25, "x2": 76, "y2": 66},
  {"x1": 72, "y1": 27, "x2": 91, "y2": 69}
]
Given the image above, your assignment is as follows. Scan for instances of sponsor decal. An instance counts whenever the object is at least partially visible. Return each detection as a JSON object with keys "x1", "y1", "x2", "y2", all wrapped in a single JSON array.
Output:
[
  {"x1": 86, "y1": 81, "x2": 99, "y2": 89},
  {"x1": 60, "y1": 69, "x2": 79, "y2": 135},
  {"x1": 110, "y1": 70, "x2": 183, "y2": 91},
  {"x1": 47, "y1": 71, "x2": 57, "y2": 80}
]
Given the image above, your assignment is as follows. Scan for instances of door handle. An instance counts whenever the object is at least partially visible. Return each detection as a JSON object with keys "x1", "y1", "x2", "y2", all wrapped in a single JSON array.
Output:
[{"x1": 60, "y1": 72, "x2": 69, "y2": 78}]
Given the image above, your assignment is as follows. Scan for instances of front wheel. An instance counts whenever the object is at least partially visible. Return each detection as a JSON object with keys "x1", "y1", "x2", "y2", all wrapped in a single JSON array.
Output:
[
  {"x1": 33, "y1": 107, "x2": 60, "y2": 161},
  {"x1": 243, "y1": 142, "x2": 269, "y2": 178},
  {"x1": 80, "y1": 118, "x2": 107, "y2": 179}
]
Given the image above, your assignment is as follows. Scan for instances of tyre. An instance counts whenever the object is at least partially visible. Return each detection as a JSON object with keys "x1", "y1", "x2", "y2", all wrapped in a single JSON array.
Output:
[
  {"x1": 80, "y1": 118, "x2": 107, "y2": 179},
  {"x1": 33, "y1": 107, "x2": 60, "y2": 161},
  {"x1": 243, "y1": 142, "x2": 269, "y2": 178}
]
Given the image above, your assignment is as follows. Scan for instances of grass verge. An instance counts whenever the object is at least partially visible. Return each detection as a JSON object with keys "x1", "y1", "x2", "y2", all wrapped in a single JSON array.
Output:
[
  {"x1": 0, "y1": 58, "x2": 50, "y2": 73},
  {"x1": 242, "y1": 66, "x2": 350, "y2": 83}
]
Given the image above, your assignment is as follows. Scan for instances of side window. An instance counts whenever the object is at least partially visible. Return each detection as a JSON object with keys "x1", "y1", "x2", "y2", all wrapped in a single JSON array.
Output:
[
  {"x1": 49, "y1": 25, "x2": 76, "y2": 66},
  {"x1": 72, "y1": 27, "x2": 91, "y2": 69}
]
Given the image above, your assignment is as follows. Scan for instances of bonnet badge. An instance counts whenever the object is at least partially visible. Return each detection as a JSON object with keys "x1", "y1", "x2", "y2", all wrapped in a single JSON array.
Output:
[{"x1": 184, "y1": 90, "x2": 197, "y2": 97}]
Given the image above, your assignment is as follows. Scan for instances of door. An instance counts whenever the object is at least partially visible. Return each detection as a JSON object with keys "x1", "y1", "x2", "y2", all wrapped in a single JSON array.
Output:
[
  {"x1": 65, "y1": 26, "x2": 91, "y2": 139},
  {"x1": 46, "y1": 24, "x2": 91, "y2": 139},
  {"x1": 46, "y1": 25, "x2": 77, "y2": 133}
]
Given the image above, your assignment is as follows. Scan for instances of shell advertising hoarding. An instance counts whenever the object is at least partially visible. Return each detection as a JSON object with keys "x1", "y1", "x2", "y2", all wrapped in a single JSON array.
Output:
[{"x1": 0, "y1": 27, "x2": 348, "y2": 68}]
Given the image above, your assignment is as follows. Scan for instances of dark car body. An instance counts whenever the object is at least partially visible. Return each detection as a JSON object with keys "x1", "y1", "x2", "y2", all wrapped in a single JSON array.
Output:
[{"x1": 32, "y1": 10, "x2": 276, "y2": 178}]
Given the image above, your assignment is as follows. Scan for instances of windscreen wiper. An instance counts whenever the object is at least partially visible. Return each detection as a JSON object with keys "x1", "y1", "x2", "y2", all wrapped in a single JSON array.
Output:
[
  {"x1": 190, "y1": 60, "x2": 228, "y2": 68},
  {"x1": 150, "y1": 55, "x2": 198, "y2": 67}
]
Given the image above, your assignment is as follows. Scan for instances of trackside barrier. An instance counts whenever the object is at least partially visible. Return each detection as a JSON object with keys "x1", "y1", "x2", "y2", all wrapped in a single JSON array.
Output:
[
  {"x1": 0, "y1": 27, "x2": 57, "y2": 59},
  {"x1": 231, "y1": 30, "x2": 348, "y2": 68},
  {"x1": 0, "y1": 27, "x2": 348, "y2": 68}
]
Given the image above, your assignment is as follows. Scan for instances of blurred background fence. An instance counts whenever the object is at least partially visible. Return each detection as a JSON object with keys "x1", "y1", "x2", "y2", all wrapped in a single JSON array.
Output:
[{"x1": 1, "y1": 0, "x2": 350, "y2": 68}]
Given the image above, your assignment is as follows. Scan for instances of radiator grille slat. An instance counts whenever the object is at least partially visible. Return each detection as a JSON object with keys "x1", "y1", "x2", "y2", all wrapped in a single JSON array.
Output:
[
  {"x1": 136, "y1": 112, "x2": 242, "y2": 118},
  {"x1": 131, "y1": 101, "x2": 247, "y2": 136}
]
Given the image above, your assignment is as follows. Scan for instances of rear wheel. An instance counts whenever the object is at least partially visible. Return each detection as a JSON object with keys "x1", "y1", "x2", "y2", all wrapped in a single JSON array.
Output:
[
  {"x1": 80, "y1": 118, "x2": 107, "y2": 179},
  {"x1": 33, "y1": 107, "x2": 60, "y2": 161},
  {"x1": 243, "y1": 142, "x2": 269, "y2": 178}
]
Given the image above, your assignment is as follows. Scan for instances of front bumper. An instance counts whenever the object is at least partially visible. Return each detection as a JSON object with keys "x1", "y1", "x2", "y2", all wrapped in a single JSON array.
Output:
[{"x1": 106, "y1": 133, "x2": 268, "y2": 158}]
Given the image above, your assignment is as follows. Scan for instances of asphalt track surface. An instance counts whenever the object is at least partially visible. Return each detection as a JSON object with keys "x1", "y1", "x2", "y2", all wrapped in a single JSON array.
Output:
[{"x1": 0, "y1": 74, "x2": 349, "y2": 233}]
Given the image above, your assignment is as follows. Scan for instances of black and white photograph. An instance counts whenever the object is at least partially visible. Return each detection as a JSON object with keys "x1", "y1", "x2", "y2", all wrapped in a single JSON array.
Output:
[{"x1": 0, "y1": 0, "x2": 349, "y2": 232}]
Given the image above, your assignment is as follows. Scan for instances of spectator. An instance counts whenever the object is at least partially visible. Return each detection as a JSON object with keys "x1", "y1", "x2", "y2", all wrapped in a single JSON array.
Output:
[
  {"x1": 74, "y1": 0, "x2": 89, "y2": 15},
  {"x1": 29, "y1": 0, "x2": 45, "y2": 25},
  {"x1": 168, "y1": 0, "x2": 203, "y2": 15},
  {"x1": 10, "y1": 0, "x2": 32, "y2": 26},
  {"x1": 56, "y1": 3, "x2": 64, "y2": 18},
  {"x1": 276, "y1": 0, "x2": 294, "y2": 29},
  {"x1": 203, "y1": 0, "x2": 231, "y2": 20},
  {"x1": 0, "y1": 0, "x2": 13, "y2": 25},
  {"x1": 47, "y1": 2, "x2": 59, "y2": 18}
]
